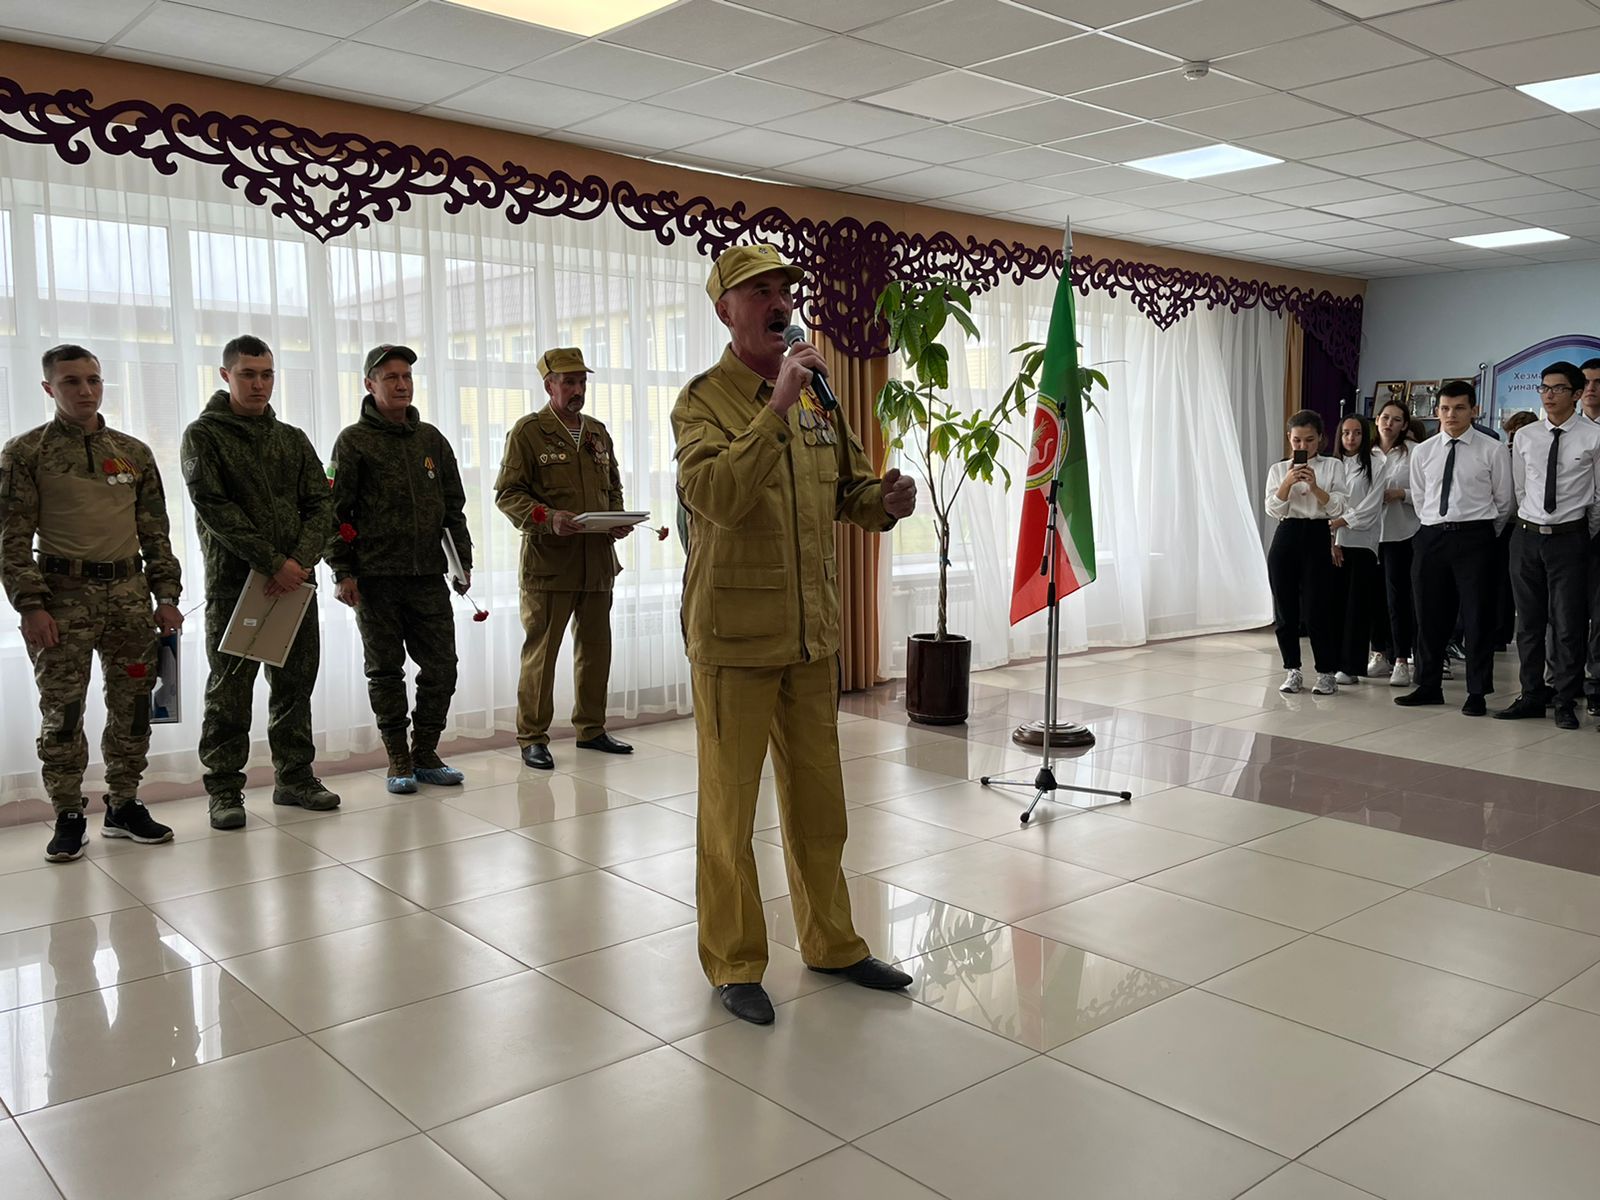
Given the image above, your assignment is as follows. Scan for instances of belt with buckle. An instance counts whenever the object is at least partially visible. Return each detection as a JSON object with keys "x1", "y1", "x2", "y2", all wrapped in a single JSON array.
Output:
[
  {"x1": 1517, "y1": 517, "x2": 1587, "y2": 536},
  {"x1": 37, "y1": 554, "x2": 141, "y2": 580},
  {"x1": 1433, "y1": 520, "x2": 1493, "y2": 532}
]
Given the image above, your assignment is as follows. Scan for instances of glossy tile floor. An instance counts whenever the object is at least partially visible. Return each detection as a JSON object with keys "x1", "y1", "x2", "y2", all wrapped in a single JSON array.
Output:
[{"x1": 5, "y1": 629, "x2": 1600, "y2": 1197}]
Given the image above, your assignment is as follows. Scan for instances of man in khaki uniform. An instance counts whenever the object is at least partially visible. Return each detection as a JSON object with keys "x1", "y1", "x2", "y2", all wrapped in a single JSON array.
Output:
[
  {"x1": 672, "y1": 245, "x2": 919, "y2": 1025},
  {"x1": 495, "y1": 347, "x2": 633, "y2": 769}
]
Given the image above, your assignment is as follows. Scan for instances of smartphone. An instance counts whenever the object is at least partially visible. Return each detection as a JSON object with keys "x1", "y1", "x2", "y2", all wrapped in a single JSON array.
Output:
[{"x1": 1291, "y1": 449, "x2": 1308, "y2": 466}]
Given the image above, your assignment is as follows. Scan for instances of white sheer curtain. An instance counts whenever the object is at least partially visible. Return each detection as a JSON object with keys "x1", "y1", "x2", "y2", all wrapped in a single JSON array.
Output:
[
  {"x1": 0, "y1": 138, "x2": 720, "y2": 803},
  {"x1": 1219, "y1": 305, "x2": 1288, "y2": 544},
  {"x1": 882, "y1": 277, "x2": 1274, "y2": 676}
]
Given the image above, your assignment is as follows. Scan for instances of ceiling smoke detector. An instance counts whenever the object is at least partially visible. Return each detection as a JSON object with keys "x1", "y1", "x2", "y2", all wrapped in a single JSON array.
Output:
[{"x1": 1183, "y1": 61, "x2": 1211, "y2": 81}]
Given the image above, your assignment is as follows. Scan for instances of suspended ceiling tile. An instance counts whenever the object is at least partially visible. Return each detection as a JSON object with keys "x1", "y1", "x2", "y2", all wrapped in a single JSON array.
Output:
[
  {"x1": 1175, "y1": 194, "x2": 1291, "y2": 219},
  {"x1": 1451, "y1": 27, "x2": 1600, "y2": 86},
  {"x1": 1541, "y1": 165, "x2": 1600, "y2": 190},
  {"x1": 765, "y1": 100, "x2": 936, "y2": 145},
  {"x1": 562, "y1": 105, "x2": 742, "y2": 150},
  {"x1": 1051, "y1": 122, "x2": 1214, "y2": 163},
  {"x1": 1143, "y1": 219, "x2": 1253, "y2": 241},
  {"x1": 652, "y1": 76, "x2": 835, "y2": 124},
  {"x1": 165, "y1": 0, "x2": 411, "y2": 38},
  {"x1": 734, "y1": 0, "x2": 938, "y2": 33},
  {"x1": 1421, "y1": 175, "x2": 1562, "y2": 202},
  {"x1": 1218, "y1": 25, "x2": 1424, "y2": 89},
  {"x1": 1262, "y1": 177, "x2": 1393, "y2": 205},
  {"x1": 512, "y1": 43, "x2": 716, "y2": 101},
  {"x1": 1367, "y1": 204, "x2": 1499, "y2": 229},
  {"x1": 1081, "y1": 209, "x2": 1199, "y2": 233},
  {"x1": 866, "y1": 71, "x2": 1046, "y2": 122},
  {"x1": 1117, "y1": 179, "x2": 1235, "y2": 207},
  {"x1": 1316, "y1": 192, "x2": 1445, "y2": 218},
  {"x1": 961, "y1": 97, "x2": 1135, "y2": 141},
  {"x1": 1207, "y1": 161, "x2": 1344, "y2": 192},
  {"x1": 943, "y1": 181, "x2": 1078, "y2": 210},
  {"x1": 779, "y1": 146, "x2": 929, "y2": 185},
  {"x1": 116, "y1": 2, "x2": 334, "y2": 77},
  {"x1": 435, "y1": 75, "x2": 622, "y2": 128},
  {"x1": 742, "y1": 37, "x2": 945, "y2": 99},
  {"x1": 1371, "y1": 0, "x2": 1600, "y2": 55},
  {"x1": 1040, "y1": 195, "x2": 1141, "y2": 221},
  {"x1": 1242, "y1": 118, "x2": 1409, "y2": 158},
  {"x1": 1012, "y1": 0, "x2": 1190, "y2": 28},
  {"x1": 1369, "y1": 90, "x2": 1551, "y2": 138},
  {"x1": 861, "y1": 125, "x2": 1025, "y2": 162},
  {"x1": 872, "y1": 164, "x2": 1007, "y2": 198},
  {"x1": 854, "y1": 0, "x2": 1080, "y2": 67},
  {"x1": 958, "y1": 145, "x2": 1103, "y2": 179},
  {"x1": 1492, "y1": 139, "x2": 1600, "y2": 172},
  {"x1": 1294, "y1": 59, "x2": 1496, "y2": 114},
  {"x1": 355, "y1": 1, "x2": 577, "y2": 72},
  {"x1": 1228, "y1": 207, "x2": 1353, "y2": 231},
  {"x1": 673, "y1": 127, "x2": 840, "y2": 170},
  {"x1": 1168, "y1": 94, "x2": 1343, "y2": 139},
  {"x1": 286, "y1": 45, "x2": 495, "y2": 107},
  {"x1": 1321, "y1": 229, "x2": 1446, "y2": 248},
  {"x1": 1308, "y1": 141, "x2": 1466, "y2": 175},
  {"x1": 1437, "y1": 115, "x2": 1600, "y2": 157},
  {"x1": 1073, "y1": 70, "x2": 1266, "y2": 120},
  {"x1": 970, "y1": 32, "x2": 1178, "y2": 96},
  {"x1": 1370, "y1": 159, "x2": 1515, "y2": 188},
  {"x1": 603, "y1": 0, "x2": 827, "y2": 70},
  {"x1": 1032, "y1": 163, "x2": 1163, "y2": 193},
  {"x1": 1114, "y1": 0, "x2": 1347, "y2": 60},
  {"x1": 1473, "y1": 190, "x2": 1595, "y2": 216}
]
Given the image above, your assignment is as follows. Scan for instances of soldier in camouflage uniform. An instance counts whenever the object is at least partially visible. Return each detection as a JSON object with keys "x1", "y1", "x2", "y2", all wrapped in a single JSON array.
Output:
[
  {"x1": 180, "y1": 335, "x2": 339, "y2": 830},
  {"x1": 327, "y1": 344, "x2": 472, "y2": 793},
  {"x1": 1, "y1": 344, "x2": 184, "y2": 862}
]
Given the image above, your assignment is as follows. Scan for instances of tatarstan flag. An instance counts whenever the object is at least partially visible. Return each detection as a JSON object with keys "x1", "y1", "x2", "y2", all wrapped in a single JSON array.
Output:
[{"x1": 1010, "y1": 232, "x2": 1096, "y2": 624}]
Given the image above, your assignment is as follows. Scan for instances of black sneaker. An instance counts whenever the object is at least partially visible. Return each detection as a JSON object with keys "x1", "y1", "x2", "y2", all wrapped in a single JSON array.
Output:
[
  {"x1": 45, "y1": 810, "x2": 88, "y2": 863},
  {"x1": 102, "y1": 797, "x2": 174, "y2": 845}
]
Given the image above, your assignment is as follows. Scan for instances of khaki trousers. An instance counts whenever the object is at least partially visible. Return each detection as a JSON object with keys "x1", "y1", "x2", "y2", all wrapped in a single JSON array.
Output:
[
  {"x1": 692, "y1": 657, "x2": 868, "y2": 985},
  {"x1": 517, "y1": 588, "x2": 612, "y2": 745}
]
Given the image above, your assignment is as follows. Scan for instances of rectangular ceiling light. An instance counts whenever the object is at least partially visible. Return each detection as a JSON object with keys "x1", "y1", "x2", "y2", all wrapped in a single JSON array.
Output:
[
  {"x1": 1450, "y1": 227, "x2": 1570, "y2": 248},
  {"x1": 1124, "y1": 143, "x2": 1282, "y2": 180},
  {"x1": 448, "y1": 0, "x2": 677, "y2": 36},
  {"x1": 1518, "y1": 71, "x2": 1600, "y2": 113}
]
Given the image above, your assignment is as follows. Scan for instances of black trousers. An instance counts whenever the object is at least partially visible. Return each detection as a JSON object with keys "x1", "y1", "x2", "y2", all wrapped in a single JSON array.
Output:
[
  {"x1": 1511, "y1": 526, "x2": 1589, "y2": 702},
  {"x1": 1336, "y1": 546, "x2": 1380, "y2": 677},
  {"x1": 1587, "y1": 536, "x2": 1600, "y2": 697},
  {"x1": 1380, "y1": 539, "x2": 1415, "y2": 660},
  {"x1": 1412, "y1": 523, "x2": 1497, "y2": 696},
  {"x1": 1495, "y1": 525, "x2": 1517, "y2": 647},
  {"x1": 1268, "y1": 518, "x2": 1338, "y2": 673}
]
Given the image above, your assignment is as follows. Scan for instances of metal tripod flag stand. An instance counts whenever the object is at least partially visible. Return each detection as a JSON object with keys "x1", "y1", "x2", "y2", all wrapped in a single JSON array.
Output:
[{"x1": 981, "y1": 221, "x2": 1132, "y2": 825}]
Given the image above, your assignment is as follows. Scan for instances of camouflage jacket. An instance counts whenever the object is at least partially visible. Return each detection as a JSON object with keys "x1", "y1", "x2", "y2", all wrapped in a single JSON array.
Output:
[
  {"x1": 0, "y1": 415, "x2": 182, "y2": 612},
  {"x1": 324, "y1": 395, "x2": 472, "y2": 581},
  {"x1": 180, "y1": 390, "x2": 332, "y2": 598}
]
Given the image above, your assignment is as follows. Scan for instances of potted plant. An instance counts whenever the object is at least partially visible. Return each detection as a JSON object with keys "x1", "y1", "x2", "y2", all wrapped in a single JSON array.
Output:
[{"x1": 874, "y1": 277, "x2": 1026, "y2": 724}]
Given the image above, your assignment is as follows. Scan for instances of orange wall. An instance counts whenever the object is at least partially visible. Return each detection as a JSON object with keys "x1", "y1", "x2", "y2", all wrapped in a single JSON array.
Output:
[{"x1": 0, "y1": 41, "x2": 1363, "y2": 300}]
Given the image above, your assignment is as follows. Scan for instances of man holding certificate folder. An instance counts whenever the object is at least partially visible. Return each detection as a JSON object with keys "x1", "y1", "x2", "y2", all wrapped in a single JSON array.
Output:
[
  {"x1": 495, "y1": 346, "x2": 633, "y2": 769},
  {"x1": 328, "y1": 344, "x2": 473, "y2": 793},
  {"x1": 182, "y1": 335, "x2": 339, "y2": 829}
]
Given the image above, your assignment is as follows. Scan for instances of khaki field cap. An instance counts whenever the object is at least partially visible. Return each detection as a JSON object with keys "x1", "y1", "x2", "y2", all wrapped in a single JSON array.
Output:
[
  {"x1": 364, "y1": 344, "x2": 416, "y2": 377},
  {"x1": 706, "y1": 243, "x2": 805, "y2": 302},
  {"x1": 537, "y1": 347, "x2": 592, "y2": 379}
]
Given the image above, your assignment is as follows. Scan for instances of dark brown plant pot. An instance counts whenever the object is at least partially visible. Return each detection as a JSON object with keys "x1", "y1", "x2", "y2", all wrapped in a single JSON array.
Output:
[{"x1": 905, "y1": 634, "x2": 971, "y2": 725}]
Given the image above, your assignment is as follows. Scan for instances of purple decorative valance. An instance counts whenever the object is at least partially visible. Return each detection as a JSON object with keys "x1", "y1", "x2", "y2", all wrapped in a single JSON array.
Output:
[{"x1": 0, "y1": 78, "x2": 1361, "y2": 373}]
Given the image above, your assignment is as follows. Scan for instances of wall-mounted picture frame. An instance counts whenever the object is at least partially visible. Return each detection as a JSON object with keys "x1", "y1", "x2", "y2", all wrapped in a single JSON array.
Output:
[
  {"x1": 1441, "y1": 375, "x2": 1477, "y2": 397},
  {"x1": 1372, "y1": 380, "x2": 1407, "y2": 414},
  {"x1": 1408, "y1": 379, "x2": 1440, "y2": 418}
]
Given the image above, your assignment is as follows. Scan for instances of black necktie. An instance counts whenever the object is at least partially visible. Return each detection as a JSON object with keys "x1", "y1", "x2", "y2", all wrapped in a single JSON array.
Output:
[
  {"x1": 1440, "y1": 439, "x2": 1459, "y2": 517},
  {"x1": 1546, "y1": 427, "x2": 1563, "y2": 513}
]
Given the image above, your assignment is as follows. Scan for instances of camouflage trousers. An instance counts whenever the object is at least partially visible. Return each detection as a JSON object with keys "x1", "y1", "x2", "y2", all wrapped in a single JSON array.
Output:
[
  {"x1": 26, "y1": 573, "x2": 158, "y2": 814},
  {"x1": 198, "y1": 588, "x2": 319, "y2": 798},
  {"x1": 353, "y1": 575, "x2": 458, "y2": 742}
]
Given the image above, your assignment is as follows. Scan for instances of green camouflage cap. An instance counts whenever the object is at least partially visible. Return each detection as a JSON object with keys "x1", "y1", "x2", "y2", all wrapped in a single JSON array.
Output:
[
  {"x1": 537, "y1": 347, "x2": 593, "y2": 379},
  {"x1": 706, "y1": 244, "x2": 805, "y2": 302},
  {"x1": 363, "y1": 344, "x2": 417, "y2": 377}
]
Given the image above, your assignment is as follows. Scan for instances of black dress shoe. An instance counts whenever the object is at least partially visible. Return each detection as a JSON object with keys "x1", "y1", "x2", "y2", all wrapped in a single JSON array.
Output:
[
  {"x1": 1494, "y1": 694, "x2": 1547, "y2": 720},
  {"x1": 576, "y1": 733, "x2": 633, "y2": 755},
  {"x1": 1394, "y1": 687, "x2": 1446, "y2": 707},
  {"x1": 809, "y1": 955, "x2": 912, "y2": 990},
  {"x1": 1555, "y1": 703, "x2": 1580, "y2": 730},
  {"x1": 719, "y1": 983, "x2": 775, "y2": 1025},
  {"x1": 1462, "y1": 694, "x2": 1487, "y2": 717},
  {"x1": 1587, "y1": 696, "x2": 1600, "y2": 717},
  {"x1": 521, "y1": 744, "x2": 554, "y2": 770}
]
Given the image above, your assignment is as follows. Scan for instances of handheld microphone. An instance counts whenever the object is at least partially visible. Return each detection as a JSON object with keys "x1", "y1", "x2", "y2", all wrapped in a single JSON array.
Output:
[{"x1": 783, "y1": 325, "x2": 837, "y2": 411}]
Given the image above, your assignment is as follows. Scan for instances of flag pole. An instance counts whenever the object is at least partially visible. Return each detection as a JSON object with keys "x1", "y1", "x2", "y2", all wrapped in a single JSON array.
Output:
[{"x1": 981, "y1": 218, "x2": 1132, "y2": 823}]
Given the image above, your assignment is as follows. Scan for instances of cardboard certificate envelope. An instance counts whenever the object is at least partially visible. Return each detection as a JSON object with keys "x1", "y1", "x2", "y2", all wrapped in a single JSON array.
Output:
[
  {"x1": 218, "y1": 571, "x2": 316, "y2": 667},
  {"x1": 569, "y1": 511, "x2": 650, "y2": 531}
]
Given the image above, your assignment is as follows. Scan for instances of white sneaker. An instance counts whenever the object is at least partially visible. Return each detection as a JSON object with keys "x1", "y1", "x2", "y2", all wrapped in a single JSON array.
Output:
[
  {"x1": 1279, "y1": 669, "x2": 1304, "y2": 694},
  {"x1": 1312, "y1": 673, "x2": 1339, "y2": 695},
  {"x1": 1367, "y1": 653, "x2": 1391, "y2": 677},
  {"x1": 1335, "y1": 671, "x2": 1361, "y2": 685},
  {"x1": 1390, "y1": 661, "x2": 1413, "y2": 688}
]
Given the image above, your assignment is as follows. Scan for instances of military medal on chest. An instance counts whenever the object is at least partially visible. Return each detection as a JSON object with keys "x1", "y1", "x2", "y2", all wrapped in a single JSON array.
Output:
[
  {"x1": 585, "y1": 431, "x2": 609, "y2": 467},
  {"x1": 424, "y1": 454, "x2": 436, "y2": 479},
  {"x1": 797, "y1": 388, "x2": 836, "y2": 446},
  {"x1": 102, "y1": 456, "x2": 135, "y2": 485}
]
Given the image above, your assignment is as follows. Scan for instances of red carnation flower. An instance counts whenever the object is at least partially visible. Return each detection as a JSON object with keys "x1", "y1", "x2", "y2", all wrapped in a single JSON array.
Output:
[
  {"x1": 532, "y1": 504, "x2": 549, "y2": 525},
  {"x1": 473, "y1": 610, "x2": 489, "y2": 622},
  {"x1": 339, "y1": 523, "x2": 357, "y2": 543},
  {"x1": 656, "y1": 526, "x2": 670, "y2": 541},
  {"x1": 125, "y1": 663, "x2": 148, "y2": 678}
]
